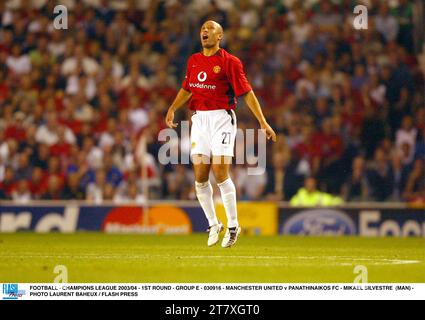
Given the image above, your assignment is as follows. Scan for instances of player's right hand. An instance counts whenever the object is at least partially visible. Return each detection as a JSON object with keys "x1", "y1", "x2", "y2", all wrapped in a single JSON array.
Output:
[
  {"x1": 261, "y1": 121, "x2": 277, "y2": 142},
  {"x1": 165, "y1": 108, "x2": 178, "y2": 128}
]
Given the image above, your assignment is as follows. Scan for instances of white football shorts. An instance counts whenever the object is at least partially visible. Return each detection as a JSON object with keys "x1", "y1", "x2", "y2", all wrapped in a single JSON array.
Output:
[{"x1": 190, "y1": 109, "x2": 237, "y2": 158}]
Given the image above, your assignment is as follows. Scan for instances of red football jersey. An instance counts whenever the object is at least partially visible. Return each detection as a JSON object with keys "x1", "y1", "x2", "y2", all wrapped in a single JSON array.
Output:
[{"x1": 182, "y1": 48, "x2": 252, "y2": 111}]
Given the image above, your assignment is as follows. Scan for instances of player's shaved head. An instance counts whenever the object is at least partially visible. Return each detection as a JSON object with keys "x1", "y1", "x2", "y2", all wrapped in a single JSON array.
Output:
[
  {"x1": 200, "y1": 20, "x2": 223, "y2": 50},
  {"x1": 202, "y1": 20, "x2": 224, "y2": 34}
]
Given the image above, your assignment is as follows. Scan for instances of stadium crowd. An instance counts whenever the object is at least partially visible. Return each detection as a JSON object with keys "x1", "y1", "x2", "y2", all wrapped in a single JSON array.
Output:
[{"x1": 0, "y1": 0, "x2": 424, "y2": 204}]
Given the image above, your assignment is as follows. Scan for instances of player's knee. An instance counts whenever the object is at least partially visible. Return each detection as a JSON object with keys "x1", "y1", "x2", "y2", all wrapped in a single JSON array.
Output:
[
  {"x1": 194, "y1": 169, "x2": 210, "y2": 183},
  {"x1": 195, "y1": 176, "x2": 209, "y2": 184},
  {"x1": 193, "y1": 159, "x2": 211, "y2": 183},
  {"x1": 212, "y1": 166, "x2": 229, "y2": 184}
]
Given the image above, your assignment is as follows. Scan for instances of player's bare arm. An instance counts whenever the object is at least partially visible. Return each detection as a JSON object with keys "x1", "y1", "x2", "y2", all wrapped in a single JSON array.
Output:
[
  {"x1": 166, "y1": 88, "x2": 192, "y2": 128},
  {"x1": 243, "y1": 90, "x2": 277, "y2": 142}
]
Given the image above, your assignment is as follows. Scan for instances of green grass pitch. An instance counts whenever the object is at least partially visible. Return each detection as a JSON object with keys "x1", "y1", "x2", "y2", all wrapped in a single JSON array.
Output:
[{"x1": 0, "y1": 233, "x2": 424, "y2": 283}]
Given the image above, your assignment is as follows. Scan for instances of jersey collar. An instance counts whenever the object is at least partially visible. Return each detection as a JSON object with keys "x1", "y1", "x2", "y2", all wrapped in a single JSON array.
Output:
[{"x1": 201, "y1": 48, "x2": 223, "y2": 57}]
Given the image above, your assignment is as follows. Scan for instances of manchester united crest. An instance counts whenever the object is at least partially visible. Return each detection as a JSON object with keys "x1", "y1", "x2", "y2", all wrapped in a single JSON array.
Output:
[{"x1": 213, "y1": 65, "x2": 221, "y2": 74}]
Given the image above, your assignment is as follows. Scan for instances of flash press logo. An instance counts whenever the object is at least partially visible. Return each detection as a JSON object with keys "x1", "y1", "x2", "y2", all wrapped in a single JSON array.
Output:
[{"x1": 2, "y1": 284, "x2": 26, "y2": 300}]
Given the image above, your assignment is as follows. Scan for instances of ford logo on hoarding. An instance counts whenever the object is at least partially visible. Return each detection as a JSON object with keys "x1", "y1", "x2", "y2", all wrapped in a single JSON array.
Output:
[{"x1": 282, "y1": 209, "x2": 356, "y2": 235}]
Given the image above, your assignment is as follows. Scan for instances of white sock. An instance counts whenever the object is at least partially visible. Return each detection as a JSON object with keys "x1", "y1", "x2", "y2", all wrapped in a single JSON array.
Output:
[
  {"x1": 217, "y1": 178, "x2": 238, "y2": 228},
  {"x1": 195, "y1": 180, "x2": 219, "y2": 227}
]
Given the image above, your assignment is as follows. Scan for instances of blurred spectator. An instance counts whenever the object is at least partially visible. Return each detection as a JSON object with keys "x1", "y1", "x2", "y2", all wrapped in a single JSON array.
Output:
[
  {"x1": 103, "y1": 153, "x2": 123, "y2": 187},
  {"x1": 4, "y1": 111, "x2": 27, "y2": 143},
  {"x1": 291, "y1": 11, "x2": 312, "y2": 45},
  {"x1": 366, "y1": 148, "x2": 393, "y2": 201},
  {"x1": 11, "y1": 179, "x2": 31, "y2": 203},
  {"x1": 6, "y1": 44, "x2": 31, "y2": 75},
  {"x1": 35, "y1": 113, "x2": 76, "y2": 146},
  {"x1": 0, "y1": 139, "x2": 18, "y2": 165},
  {"x1": 114, "y1": 181, "x2": 146, "y2": 203},
  {"x1": 102, "y1": 183, "x2": 116, "y2": 201},
  {"x1": 31, "y1": 143, "x2": 50, "y2": 170},
  {"x1": 116, "y1": 169, "x2": 143, "y2": 195},
  {"x1": 86, "y1": 169, "x2": 106, "y2": 202},
  {"x1": 294, "y1": 126, "x2": 321, "y2": 175},
  {"x1": 391, "y1": 0, "x2": 414, "y2": 52},
  {"x1": 313, "y1": 97, "x2": 330, "y2": 128},
  {"x1": 128, "y1": 95, "x2": 149, "y2": 133},
  {"x1": 415, "y1": 127, "x2": 425, "y2": 160},
  {"x1": 163, "y1": 164, "x2": 193, "y2": 200},
  {"x1": 0, "y1": 155, "x2": 5, "y2": 183},
  {"x1": 361, "y1": 108, "x2": 386, "y2": 159},
  {"x1": 375, "y1": 3, "x2": 399, "y2": 43},
  {"x1": 395, "y1": 115, "x2": 417, "y2": 165},
  {"x1": 49, "y1": 126, "x2": 72, "y2": 159},
  {"x1": 290, "y1": 177, "x2": 343, "y2": 207},
  {"x1": 28, "y1": 166, "x2": 47, "y2": 199},
  {"x1": 41, "y1": 175, "x2": 63, "y2": 200},
  {"x1": 403, "y1": 159, "x2": 425, "y2": 201},
  {"x1": 342, "y1": 156, "x2": 369, "y2": 202},
  {"x1": 13, "y1": 153, "x2": 32, "y2": 181},
  {"x1": 311, "y1": 0, "x2": 342, "y2": 31},
  {"x1": 264, "y1": 150, "x2": 305, "y2": 201},
  {"x1": 314, "y1": 118, "x2": 344, "y2": 193},
  {"x1": 235, "y1": 156, "x2": 267, "y2": 200},
  {"x1": 62, "y1": 173, "x2": 85, "y2": 200},
  {"x1": 82, "y1": 136, "x2": 103, "y2": 170},
  {"x1": 45, "y1": 156, "x2": 65, "y2": 189},
  {"x1": 61, "y1": 45, "x2": 99, "y2": 77},
  {"x1": 0, "y1": 166, "x2": 16, "y2": 198},
  {"x1": 390, "y1": 153, "x2": 410, "y2": 201}
]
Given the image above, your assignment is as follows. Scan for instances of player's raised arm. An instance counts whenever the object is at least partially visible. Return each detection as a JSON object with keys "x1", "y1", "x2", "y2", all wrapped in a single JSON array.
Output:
[
  {"x1": 165, "y1": 88, "x2": 192, "y2": 128},
  {"x1": 243, "y1": 90, "x2": 277, "y2": 142}
]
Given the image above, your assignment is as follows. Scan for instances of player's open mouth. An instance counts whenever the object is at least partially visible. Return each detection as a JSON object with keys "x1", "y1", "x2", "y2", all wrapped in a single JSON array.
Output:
[{"x1": 202, "y1": 35, "x2": 209, "y2": 41}]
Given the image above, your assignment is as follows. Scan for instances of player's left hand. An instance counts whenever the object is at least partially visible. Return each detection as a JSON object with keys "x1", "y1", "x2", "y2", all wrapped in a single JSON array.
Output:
[
  {"x1": 165, "y1": 108, "x2": 178, "y2": 128},
  {"x1": 260, "y1": 121, "x2": 277, "y2": 142}
]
